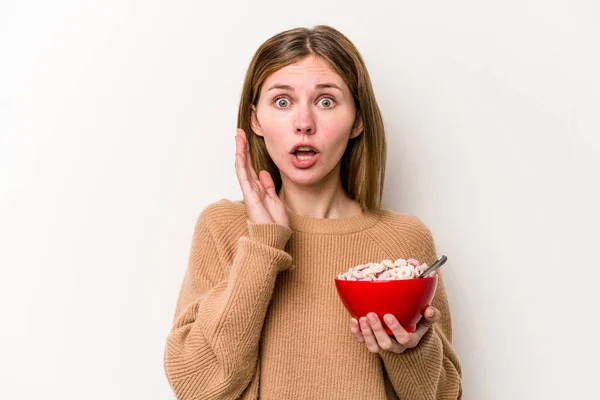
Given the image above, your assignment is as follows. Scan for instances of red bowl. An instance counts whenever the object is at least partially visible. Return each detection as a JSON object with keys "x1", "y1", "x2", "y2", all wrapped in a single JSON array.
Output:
[{"x1": 334, "y1": 275, "x2": 438, "y2": 334}]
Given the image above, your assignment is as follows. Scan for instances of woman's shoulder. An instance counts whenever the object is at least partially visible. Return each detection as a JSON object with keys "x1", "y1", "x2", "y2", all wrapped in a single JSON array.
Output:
[
  {"x1": 373, "y1": 208, "x2": 438, "y2": 264},
  {"x1": 376, "y1": 207, "x2": 434, "y2": 240},
  {"x1": 200, "y1": 198, "x2": 246, "y2": 218},
  {"x1": 195, "y1": 198, "x2": 248, "y2": 237}
]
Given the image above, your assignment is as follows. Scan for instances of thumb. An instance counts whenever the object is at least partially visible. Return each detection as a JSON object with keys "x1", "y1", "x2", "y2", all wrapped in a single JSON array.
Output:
[
  {"x1": 421, "y1": 307, "x2": 441, "y2": 328},
  {"x1": 259, "y1": 170, "x2": 280, "y2": 200},
  {"x1": 259, "y1": 171, "x2": 289, "y2": 227}
]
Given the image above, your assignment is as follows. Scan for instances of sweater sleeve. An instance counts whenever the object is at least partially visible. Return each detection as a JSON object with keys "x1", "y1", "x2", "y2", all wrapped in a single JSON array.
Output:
[
  {"x1": 164, "y1": 206, "x2": 293, "y2": 400},
  {"x1": 380, "y1": 218, "x2": 463, "y2": 399}
]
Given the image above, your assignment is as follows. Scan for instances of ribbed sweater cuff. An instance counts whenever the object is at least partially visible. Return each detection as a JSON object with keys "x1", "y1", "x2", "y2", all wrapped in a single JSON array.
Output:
[
  {"x1": 380, "y1": 327, "x2": 445, "y2": 396},
  {"x1": 247, "y1": 220, "x2": 292, "y2": 250}
]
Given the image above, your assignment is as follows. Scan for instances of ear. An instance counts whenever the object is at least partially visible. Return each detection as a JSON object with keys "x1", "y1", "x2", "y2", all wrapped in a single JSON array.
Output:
[
  {"x1": 350, "y1": 112, "x2": 364, "y2": 139},
  {"x1": 250, "y1": 105, "x2": 264, "y2": 137}
]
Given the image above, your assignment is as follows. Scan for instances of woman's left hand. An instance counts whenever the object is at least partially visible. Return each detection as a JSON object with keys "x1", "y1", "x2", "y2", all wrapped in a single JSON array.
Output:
[{"x1": 350, "y1": 307, "x2": 441, "y2": 354}]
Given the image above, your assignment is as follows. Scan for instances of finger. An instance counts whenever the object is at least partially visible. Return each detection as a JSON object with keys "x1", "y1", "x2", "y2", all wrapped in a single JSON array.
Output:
[
  {"x1": 242, "y1": 131, "x2": 261, "y2": 185},
  {"x1": 411, "y1": 307, "x2": 441, "y2": 341},
  {"x1": 366, "y1": 313, "x2": 402, "y2": 353},
  {"x1": 350, "y1": 318, "x2": 365, "y2": 343},
  {"x1": 237, "y1": 130, "x2": 265, "y2": 201},
  {"x1": 383, "y1": 314, "x2": 412, "y2": 348},
  {"x1": 359, "y1": 317, "x2": 381, "y2": 353},
  {"x1": 235, "y1": 133, "x2": 254, "y2": 195},
  {"x1": 412, "y1": 322, "x2": 431, "y2": 342},
  {"x1": 420, "y1": 306, "x2": 441, "y2": 328}
]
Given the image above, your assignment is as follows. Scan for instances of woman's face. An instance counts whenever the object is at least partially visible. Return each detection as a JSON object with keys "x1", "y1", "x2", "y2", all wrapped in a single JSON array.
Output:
[{"x1": 251, "y1": 55, "x2": 363, "y2": 189}]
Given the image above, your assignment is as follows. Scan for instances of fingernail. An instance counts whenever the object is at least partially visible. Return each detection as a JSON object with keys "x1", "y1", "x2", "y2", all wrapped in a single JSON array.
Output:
[
  {"x1": 384, "y1": 315, "x2": 393, "y2": 324},
  {"x1": 426, "y1": 309, "x2": 434, "y2": 318},
  {"x1": 368, "y1": 313, "x2": 376, "y2": 323}
]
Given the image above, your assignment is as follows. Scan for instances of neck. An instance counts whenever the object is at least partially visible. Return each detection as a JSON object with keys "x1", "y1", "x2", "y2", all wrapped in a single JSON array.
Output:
[{"x1": 278, "y1": 169, "x2": 361, "y2": 219}]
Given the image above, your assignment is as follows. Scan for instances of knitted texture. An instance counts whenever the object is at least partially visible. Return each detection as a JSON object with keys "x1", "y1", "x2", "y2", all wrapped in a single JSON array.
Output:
[{"x1": 164, "y1": 199, "x2": 462, "y2": 399}]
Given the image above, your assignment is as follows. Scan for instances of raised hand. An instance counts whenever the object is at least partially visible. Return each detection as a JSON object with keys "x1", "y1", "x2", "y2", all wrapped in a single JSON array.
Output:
[{"x1": 235, "y1": 128, "x2": 289, "y2": 228}]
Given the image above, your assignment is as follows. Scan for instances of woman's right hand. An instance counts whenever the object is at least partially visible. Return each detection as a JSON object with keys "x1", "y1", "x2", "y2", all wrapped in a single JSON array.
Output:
[{"x1": 235, "y1": 128, "x2": 289, "y2": 228}]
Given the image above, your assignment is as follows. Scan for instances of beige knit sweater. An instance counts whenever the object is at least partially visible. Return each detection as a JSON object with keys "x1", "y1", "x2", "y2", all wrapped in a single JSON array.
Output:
[{"x1": 164, "y1": 199, "x2": 462, "y2": 399}]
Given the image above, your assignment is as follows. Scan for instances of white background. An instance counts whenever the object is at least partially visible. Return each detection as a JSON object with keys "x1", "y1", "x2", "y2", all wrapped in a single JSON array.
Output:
[{"x1": 1, "y1": 0, "x2": 598, "y2": 398}]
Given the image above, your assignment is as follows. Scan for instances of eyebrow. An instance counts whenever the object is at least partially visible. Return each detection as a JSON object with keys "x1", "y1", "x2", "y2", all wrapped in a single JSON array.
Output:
[{"x1": 266, "y1": 83, "x2": 343, "y2": 92}]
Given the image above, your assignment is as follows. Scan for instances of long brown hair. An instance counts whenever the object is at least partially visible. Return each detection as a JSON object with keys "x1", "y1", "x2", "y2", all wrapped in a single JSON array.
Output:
[{"x1": 237, "y1": 25, "x2": 386, "y2": 210}]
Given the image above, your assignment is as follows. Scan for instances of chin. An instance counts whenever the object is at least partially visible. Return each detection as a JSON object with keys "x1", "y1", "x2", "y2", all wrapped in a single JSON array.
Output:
[
  {"x1": 282, "y1": 174, "x2": 322, "y2": 187},
  {"x1": 280, "y1": 166, "x2": 337, "y2": 188}
]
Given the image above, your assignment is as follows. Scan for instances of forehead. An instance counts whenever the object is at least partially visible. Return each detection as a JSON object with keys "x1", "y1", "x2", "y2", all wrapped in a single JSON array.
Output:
[{"x1": 262, "y1": 56, "x2": 346, "y2": 89}]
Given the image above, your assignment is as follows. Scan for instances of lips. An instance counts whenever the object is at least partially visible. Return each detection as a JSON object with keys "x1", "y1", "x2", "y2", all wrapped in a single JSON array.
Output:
[{"x1": 290, "y1": 144, "x2": 320, "y2": 169}]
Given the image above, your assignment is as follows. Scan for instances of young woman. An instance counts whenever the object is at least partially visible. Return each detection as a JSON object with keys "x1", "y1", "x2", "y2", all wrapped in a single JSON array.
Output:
[{"x1": 164, "y1": 25, "x2": 462, "y2": 399}]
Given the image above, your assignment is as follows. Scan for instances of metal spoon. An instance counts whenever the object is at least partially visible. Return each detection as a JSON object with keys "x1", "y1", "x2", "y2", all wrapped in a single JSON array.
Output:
[{"x1": 417, "y1": 255, "x2": 447, "y2": 278}]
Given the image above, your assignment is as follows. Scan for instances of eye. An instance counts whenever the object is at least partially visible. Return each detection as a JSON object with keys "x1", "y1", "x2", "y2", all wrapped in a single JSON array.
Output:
[
  {"x1": 319, "y1": 97, "x2": 335, "y2": 108},
  {"x1": 274, "y1": 97, "x2": 290, "y2": 108}
]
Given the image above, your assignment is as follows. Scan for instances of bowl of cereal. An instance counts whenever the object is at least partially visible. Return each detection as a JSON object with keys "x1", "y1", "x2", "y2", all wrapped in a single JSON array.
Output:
[{"x1": 334, "y1": 257, "x2": 442, "y2": 334}]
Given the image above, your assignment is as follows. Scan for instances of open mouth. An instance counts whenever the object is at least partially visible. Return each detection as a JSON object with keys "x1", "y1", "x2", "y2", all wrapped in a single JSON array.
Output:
[
  {"x1": 294, "y1": 150, "x2": 317, "y2": 160},
  {"x1": 290, "y1": 146, "x2": 320, "y2": 168}
]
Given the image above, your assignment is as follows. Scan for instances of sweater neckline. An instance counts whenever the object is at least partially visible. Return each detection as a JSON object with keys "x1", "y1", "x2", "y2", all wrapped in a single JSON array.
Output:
[{"x1": 286, "y1": 208, "x2": 381, "y2": 234}]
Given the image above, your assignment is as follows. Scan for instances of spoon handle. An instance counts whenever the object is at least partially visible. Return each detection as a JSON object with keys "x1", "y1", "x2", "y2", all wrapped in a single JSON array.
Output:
[{"x1": 418, "y1": 255, "x2": 447, "y2": 278}]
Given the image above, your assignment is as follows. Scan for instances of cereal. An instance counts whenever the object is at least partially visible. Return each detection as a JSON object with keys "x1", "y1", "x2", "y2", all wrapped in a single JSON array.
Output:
[
  {"x1": 406, "y1": 258, "x2": 421, "y2": 267},
  {"x1": 336, "y1": 258, "x2": 433, "y2": 281},
  {"x1": 414, "y1": 264, "x2": 428, "y2": 277},
  {"x1": 393, "y1": 258, "x2": 407, "y2": 267},
  {"x1": 395, "y1": 265, "x2": 415, "y2": 279}
]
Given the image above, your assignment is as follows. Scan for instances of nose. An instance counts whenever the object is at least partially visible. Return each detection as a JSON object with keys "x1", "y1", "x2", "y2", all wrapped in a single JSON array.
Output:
[{"x1": 294, "y1": 104, "x2": 315, "y2": 135}]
